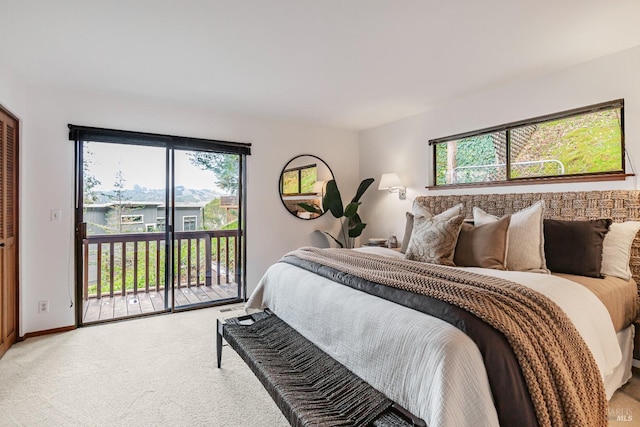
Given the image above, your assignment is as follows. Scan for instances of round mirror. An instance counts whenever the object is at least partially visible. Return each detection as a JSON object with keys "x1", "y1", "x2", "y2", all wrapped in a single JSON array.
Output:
[{"x1": 279, "y1": 154, "x2": 334, "y2": 220}]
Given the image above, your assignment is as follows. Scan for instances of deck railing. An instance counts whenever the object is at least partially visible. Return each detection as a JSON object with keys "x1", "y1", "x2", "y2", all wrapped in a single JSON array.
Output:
[{"x1": 83, "y1": 230, "x2": 240, "y2": 300}]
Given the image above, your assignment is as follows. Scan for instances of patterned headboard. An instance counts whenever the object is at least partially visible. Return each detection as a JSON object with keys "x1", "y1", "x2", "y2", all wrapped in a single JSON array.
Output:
[{"x1": 414, "y1": 190, "x2": 640, "y2": 286}]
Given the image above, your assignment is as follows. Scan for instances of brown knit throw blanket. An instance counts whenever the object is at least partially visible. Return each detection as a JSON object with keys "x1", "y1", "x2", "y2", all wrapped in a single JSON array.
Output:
[{"x1": 285, "y1": 247, "x2": 607, "y2": 427}]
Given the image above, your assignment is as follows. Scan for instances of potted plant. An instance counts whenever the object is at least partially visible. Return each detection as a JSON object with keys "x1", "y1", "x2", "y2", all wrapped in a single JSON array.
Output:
[{"x1": 299, "y1": 178, "x2": 374, "y2": 248}]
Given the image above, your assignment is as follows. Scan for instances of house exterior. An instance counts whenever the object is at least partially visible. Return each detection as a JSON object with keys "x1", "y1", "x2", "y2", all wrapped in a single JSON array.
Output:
[{"x1": 84, "y1": 202, "x2": 204, "y2": 234}]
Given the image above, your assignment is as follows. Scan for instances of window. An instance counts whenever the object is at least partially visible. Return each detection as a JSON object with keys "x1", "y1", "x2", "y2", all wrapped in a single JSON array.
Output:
[
  {"x1": 431, "y1": 100, "x2": 625, "y2": 188},
  {"x1": 156, "y1": 217, "x2": 165, "y2": 231},
  {"x1": 281, "y1": 163, "x2": 317, "y2": 195},
  {"x1": 121, "y1": 214, "x2": 143, "y2": 224},
  {"x1": 183, "y1": 216, "x2": 197, "y2": 231}
]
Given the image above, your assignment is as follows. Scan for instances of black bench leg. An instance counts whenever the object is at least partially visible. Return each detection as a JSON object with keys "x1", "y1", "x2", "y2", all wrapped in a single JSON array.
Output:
[{"x1": 216, "y1": 318, "x2": 223, "y2": 368}]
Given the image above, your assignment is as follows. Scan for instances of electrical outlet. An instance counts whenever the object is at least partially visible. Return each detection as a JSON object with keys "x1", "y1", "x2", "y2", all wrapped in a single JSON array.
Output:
[{"x1": 38, "y1": 300, "x2": 49, "y2": 313}]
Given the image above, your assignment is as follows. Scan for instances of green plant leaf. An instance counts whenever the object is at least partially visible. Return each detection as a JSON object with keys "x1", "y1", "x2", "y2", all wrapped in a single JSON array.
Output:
[
  {"x1": 349, "y1": 222, "x2": 366, "y2": 238},
  {"x1": 343, "y1": 202, "x2": 360, "y2": 218},
  {"x1": 350, "y1": 178, "x2": 375, "y2": 203},
  {"x1": 297, "y1": 203, "x2": 322, "y2": 214},
  {"x1": 322, "y1": 180, "x2": 343, "y2": 218},
  {"x1": 317, "y1": 178, "x2": 374, "y2": 244},
  {"x1": 347, "y1": 212, "x2": 360, "y2": 226}
]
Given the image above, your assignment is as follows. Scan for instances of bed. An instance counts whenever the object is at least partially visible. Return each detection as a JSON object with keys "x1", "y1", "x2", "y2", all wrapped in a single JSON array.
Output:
[{"x1": 246, "y1": 190, "x2": 640, "y2": 427}]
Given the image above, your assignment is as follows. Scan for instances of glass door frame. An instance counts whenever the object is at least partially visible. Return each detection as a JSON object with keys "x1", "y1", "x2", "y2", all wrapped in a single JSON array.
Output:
[{"x1": 71, "y1": 125, "x2": 250, "y2": 325}]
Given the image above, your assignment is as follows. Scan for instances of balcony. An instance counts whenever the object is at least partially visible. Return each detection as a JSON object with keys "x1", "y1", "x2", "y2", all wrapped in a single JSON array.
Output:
[{"x1": 82, "y1": 229, "x2": 241, "y2": 323}]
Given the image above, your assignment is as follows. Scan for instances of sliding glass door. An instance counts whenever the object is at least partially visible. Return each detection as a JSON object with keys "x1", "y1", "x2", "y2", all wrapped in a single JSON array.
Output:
[
  {"x1": 171, "y1": 148, "x2": 242, "y2": 310},
  {"x1": 72, "y1": 126, "x2": 249, "y2": 325}
]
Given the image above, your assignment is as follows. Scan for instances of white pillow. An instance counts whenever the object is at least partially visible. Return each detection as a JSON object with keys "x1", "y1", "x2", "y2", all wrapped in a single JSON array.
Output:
[
  {"x1": 473, "y1": 201, "x2": 547, "y2": 272},
  {"x1": 601, "y1": 221, "x2": 640, "y2": 281}
]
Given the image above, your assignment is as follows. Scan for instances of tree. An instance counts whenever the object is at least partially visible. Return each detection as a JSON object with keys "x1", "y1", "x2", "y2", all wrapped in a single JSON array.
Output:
[
  {"x1": 105, "y1": 168, "x2": 130, "y2": 233},
  {"x1": 83, "y1": 148, "x2": 102, "y2": 204},
  {"x1": 187, "y1": 152, "x2": 239, "y2": 194},
  {"x1": 202, "y1": 197, "x2": 231, "y2": 230}
]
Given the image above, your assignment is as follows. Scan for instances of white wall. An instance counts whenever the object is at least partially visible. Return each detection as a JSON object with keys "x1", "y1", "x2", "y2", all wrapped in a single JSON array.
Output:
[
  {"x1": 0, "y1": 66, "x2": 26, "y2": 118},
  {"x1": 359, "y1": 46, "x2": 640, "y2": 245},
  {"x1": 4, "y1": 80, "x2": 358, "y2": 335}
]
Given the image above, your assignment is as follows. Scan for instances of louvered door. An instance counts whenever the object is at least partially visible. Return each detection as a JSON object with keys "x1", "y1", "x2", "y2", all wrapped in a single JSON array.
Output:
[{"x1": 0, "y1": 107, "x2": 18, "y2": 359}]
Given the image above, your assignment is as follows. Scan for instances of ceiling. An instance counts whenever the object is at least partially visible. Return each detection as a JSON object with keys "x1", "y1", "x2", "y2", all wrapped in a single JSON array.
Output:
[{"x1": 2, "y1": 1, "x2": 640, "y2": 131}]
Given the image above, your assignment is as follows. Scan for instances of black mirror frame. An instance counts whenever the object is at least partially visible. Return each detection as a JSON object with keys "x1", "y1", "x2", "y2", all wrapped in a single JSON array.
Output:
[{"x1": 278, "y1": 154, "x2": 334, "y2": 220}]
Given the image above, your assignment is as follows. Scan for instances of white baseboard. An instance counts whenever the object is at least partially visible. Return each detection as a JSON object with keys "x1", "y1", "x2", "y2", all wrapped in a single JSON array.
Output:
[{"x1": 632, "y1": 358, "x2": 640, "y2": 369}]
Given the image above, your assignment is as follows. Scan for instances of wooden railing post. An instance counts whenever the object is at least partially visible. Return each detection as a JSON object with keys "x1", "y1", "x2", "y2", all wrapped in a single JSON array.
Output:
[
  {"x1": 216, "y1": 237, "x2": 221, "y2": 285},
  {"x1": 121, "y1": 242, "x2": 127, "y2": 297},
  {"x1": 96, "y1": 244, "x2": 102, "y2": 300},
  {"x1": 144, "y1": 241, "x2": 150, "y2": 294},
  {"x1": 133, "y1": 241, "x2": 139, "y2": 296},
  {"x1": 225, "y1": 237, "x2": 230, "y2": 284},
  {"x1": 155, "y1": 238, "x2": 161, "y2": 292},
  {"x1": 109, "y1": 242, "x2": 115, "y2": 298},
  {"x1": 187, "y1": 236, "x2": 192, "y2": 288},
  {"x1": 196, "y1": 238, "x2": 201, "y2": 286},
  {"x1": 205, "y1": 235, "x2": 212, "y2": 287}
]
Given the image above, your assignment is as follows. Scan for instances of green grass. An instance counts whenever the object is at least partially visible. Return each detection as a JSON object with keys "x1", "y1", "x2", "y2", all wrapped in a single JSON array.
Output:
[{"x1": 518, "y1": 111, "x2": 622, "y2": 175}]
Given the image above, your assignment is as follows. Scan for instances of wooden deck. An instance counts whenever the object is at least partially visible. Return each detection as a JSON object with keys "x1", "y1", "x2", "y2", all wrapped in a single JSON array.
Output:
[{"x1": 82, "y1": 283, "x2": 239, "y2": 323}]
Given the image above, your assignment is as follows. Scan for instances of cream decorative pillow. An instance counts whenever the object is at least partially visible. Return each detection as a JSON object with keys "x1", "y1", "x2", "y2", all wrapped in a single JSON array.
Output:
[
  {"x1": 405, "y1": 213, "x2": 465, "y2": 266},
  {"x1": 601, "y1": 221, "x2": 640, "y2": 281},
  {"x1": 473, "y1": 201, "x2": 547, "y2": 272}
]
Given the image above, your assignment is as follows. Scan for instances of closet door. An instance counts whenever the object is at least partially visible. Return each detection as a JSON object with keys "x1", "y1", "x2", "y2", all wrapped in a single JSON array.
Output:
[{"x1": 0, "y1": 107, "x2": 18, "y2": 359}]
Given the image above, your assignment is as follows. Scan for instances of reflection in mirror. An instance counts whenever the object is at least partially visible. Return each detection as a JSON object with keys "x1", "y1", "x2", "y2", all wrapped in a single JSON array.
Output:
[{"x1": 279, "y1": 154, "x2": 334, "y2": 220}]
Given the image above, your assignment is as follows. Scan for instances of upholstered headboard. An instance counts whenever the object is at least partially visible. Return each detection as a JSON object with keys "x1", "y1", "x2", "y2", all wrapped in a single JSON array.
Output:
[{"x1": 414, "y1": 190, "x2": 640, "y2": 286}]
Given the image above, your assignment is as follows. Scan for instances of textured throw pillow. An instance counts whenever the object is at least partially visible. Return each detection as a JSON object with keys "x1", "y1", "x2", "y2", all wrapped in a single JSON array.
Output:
[
  {"x1": 402, "y1": 201, "x2": 463, "y2": 254},
  {"x1": 400, "y1": 212, "x2": 414, "y2": 254},
  {"x1": 601, "y1": 221, "x2": 640, "y2": 281},
  {"x1": 473, "y1": 201, "x2": 547, "y2": 272},
  {"x1": 543, "y1": 219, "x2": 612, "y2": 278},
  {"x1": 454, "y1": 215, "x2": 511, "y2": 270},
  {"x1": 412, "y1": 200, "x2": 463, "y2": 220},
  {"x1": 405, "y1": 213, "x2": 465, "y2": 266}
]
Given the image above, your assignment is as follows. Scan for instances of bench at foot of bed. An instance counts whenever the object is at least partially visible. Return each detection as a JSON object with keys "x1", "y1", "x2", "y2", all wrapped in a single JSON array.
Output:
[{"x1": 217, "y1": 311, "x2": 426, "y2": 427}]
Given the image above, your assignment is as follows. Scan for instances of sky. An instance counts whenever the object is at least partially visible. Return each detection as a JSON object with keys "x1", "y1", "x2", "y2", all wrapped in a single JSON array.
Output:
[{"x1": 85, "y1": 142, "x2": 222, "y2": 192}]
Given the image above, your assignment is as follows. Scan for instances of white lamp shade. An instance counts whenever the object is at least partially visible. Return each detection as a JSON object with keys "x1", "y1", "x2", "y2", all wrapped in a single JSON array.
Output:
[{"x1": 378, "y1": 173, "x2": 403, "y2": 190}]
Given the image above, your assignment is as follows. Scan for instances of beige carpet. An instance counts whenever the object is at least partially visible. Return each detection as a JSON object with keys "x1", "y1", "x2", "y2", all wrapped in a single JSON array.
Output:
[
  {"x1": 0, "y1": 305, "x2": 638, "y2": 426},
  {"x1": 0, "y1": 305, "x2": 288, "y2": 427}
]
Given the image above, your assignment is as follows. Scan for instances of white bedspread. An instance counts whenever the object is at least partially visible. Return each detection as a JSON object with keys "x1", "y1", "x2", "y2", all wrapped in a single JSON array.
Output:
[{"x1": 246, "y1": 247, "x2": 623, "y2": 427}]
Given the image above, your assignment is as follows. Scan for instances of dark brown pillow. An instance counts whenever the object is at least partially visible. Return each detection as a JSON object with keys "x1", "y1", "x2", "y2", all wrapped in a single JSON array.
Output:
[
  {"x1": 454, "y1": 215, "x2": 511, "y2": 270},
  {"x1": 543, "y1": 219, "x2": 612, "y2": 278}
]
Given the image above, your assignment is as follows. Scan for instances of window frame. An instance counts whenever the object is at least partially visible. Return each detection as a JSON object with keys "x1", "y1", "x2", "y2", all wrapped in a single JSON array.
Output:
[
  {"x1": 183, "y1": 215, "x2": 197, "y2": 231},
  {"x1": 428, "y1": 99, "x2": 627, "y2": 189},
  {"x1": 281, "y1": 163, "x2": 318, "y2": 196},
  {"x1": 121, "y1": 214, "x2": 144, "y2": 224}
]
